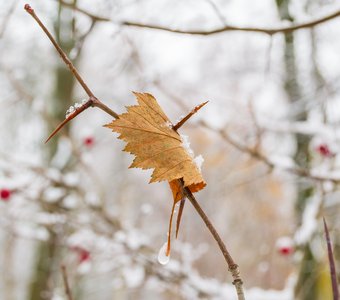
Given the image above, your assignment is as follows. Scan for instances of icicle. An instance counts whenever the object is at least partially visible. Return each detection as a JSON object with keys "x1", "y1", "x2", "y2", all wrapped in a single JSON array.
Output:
[{"x1": 158, "y1": 242, "x2": 170, "y2": 265}]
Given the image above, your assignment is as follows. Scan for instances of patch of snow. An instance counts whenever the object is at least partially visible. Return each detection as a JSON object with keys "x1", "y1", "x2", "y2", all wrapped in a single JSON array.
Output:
[
  {"x1": 125, "y1": 229, "x2": 148, "y2": 250},
  {"x1": 180, "y1": 134, "x2": 204, "y2": 171},
  {"x1": 63, "y1": 172, "x2": 80, "y2": 187},
  {"x1": 62, "y1": 195, "x2": 79, "y2": 209},
  {"x1": 140, "y1": 203, "x2": 153, "y2": 215},
  {"x1": 77, "y1": 261, "x2": 92, "y2": 274},
  {"x1": 43, "y1": 187, "x2": 65, "y2": 203},
  {"x1": 276, "y1": 236, "x2": 294, "y2": 249},
  {"x1": 35, "y1": 212, "x2": 66, "y2": 225},
  {"x1": 268, "y1": 155, "x2": 295, "y2": 169},
  {"x1": 122, "y1": 265, "x2": 145, "y2": 288},
  {"x1": 194, "y1": 155, "x2": 204, "y2": 171},
  {"x1": 294, "y1": 195, "x2": 322, "y2": 245},
  {"x1": 50, "y1": 137, "x2": 72, "y2": 169},
  {"x1": 181, "y1": 134, "x2": 194, "y2": 157}
]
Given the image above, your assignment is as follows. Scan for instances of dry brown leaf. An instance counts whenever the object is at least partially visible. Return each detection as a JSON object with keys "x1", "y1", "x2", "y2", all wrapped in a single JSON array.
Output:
[
  {"x1": 105, "y1": 92, "x2": 206, "y2": 196},
  {"x1": 105, "y1": 92, "x2": 206, "y2": 256}
]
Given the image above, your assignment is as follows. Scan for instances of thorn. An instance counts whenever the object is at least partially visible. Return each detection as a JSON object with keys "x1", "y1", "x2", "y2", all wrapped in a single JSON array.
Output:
[
  {"x1": 173, "y1": 101, "x2": 208, "y2": 131},
  {"x1": 45, "y1": 99, "x2": 92, "y2": 143}
]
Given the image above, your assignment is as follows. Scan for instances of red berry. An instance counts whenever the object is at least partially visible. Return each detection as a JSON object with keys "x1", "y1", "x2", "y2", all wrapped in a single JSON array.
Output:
[
  {"x1": 72, "y1": 246, "x2": 91, "y2": 263},
  {"x1": 78, "y1": 249, "x2": 91, "y2": 263},
  {"x1": 276, "y1": 237, "x2": 294, "y2": 256},
  {"x1": 83, "y1": 136, "x2": 94, "y2": 147},
  {"x1": 278, "y1": 246, "x2": 293, "y2": 256},
  {"x1": 0, "y1": 189, "x2": 11, "y2": 201},
  {"x1": 316, "y1": 144, "x2": 334, "y2": 157}
]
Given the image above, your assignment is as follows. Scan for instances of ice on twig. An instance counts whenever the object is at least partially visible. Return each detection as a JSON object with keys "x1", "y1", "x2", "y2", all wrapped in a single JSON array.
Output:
[
  {"x1": 158, "y1": 242, "x2": 170, "y2": 265},
  {"x1": 65, "y1": 99, "x2": 88, "y2": 118},
  {"x1": 65, "y1": 106, "x2": 75, "y2": 118}
]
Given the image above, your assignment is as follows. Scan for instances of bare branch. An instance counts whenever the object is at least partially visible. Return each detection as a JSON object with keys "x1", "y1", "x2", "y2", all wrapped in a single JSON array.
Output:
[
  {"x1": 24, "y1": 4, "x2": 119, "y2": 143},
  {"x1": 25, "y1": 4, "x2": 245, "y2": 300},
  {"x1": 184, "y1": 185, "x2": 245, "y2": 300},
  {"x1": 123, "y1": 9, "x2": 340, "y2": 36},
  {"x1": 173, "y1": 101, "x2": 208, "y2": 130},
  {"x1": 58, "y1": 0, "x2": 111, "y2": 22},
  {"x1": 57, "y1": 1, "x2": 340, "y2": 36},
  {"x1": 61, "y1": 265, "x2": 74, "y2": 300}
]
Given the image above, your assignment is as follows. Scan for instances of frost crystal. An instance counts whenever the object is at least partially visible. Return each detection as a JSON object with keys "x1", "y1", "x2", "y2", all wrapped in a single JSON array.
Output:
[
  {"x1": 162, "y1": 121, "x2": 173, "y2": 128},
  {"x1": 65, "y1": 106, "x2": 75, "y2": 118},
  {"x1": 194, "y1": 155, "x2": 204, "y2": 171},
  {"x1": 180, "y1": 134, "x2": 194, "y2": 157},
  {"x1": 65, "y1": 99, "x2": 88, "y2": 118},
  {"x1": 180, "y1": 134, "x2": 204, "y2": 171}
]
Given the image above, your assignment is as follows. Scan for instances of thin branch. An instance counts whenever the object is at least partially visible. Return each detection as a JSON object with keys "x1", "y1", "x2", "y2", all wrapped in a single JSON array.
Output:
[
  {"x1": 25, "y1": 4, "x2": 119, "y2": 142},
  {"x1": 203, "y1": 0, "x2": 227, "y2": 26},
  {"x1": 25, "y1": 5, "x2": 245, "y2": 299},
  {"x1": 57, "y1": 1, "x2": 340, "y2": 36},
  {"x1": 58, "y1": 0, "x2": 111, "y2": 22},
  {"x1": 123, "y1": 9, "x2": 340, "y2": 36},
  {"x1": 173, "y1": 101, "x2": 208, "y2": 130},
  {"x1": 61, "y1": 265, "x2": 74, "y2": 300},
  {"x1": 184, "y1": 185, "x2": 245, "y2": 300}
]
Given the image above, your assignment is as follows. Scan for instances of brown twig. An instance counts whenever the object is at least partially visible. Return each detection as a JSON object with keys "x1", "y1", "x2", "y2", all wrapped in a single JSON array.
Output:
[
  {"x1": 123, "y1": 9, "x2": 340, "y2": 36},
  {"x1": 61, "y1": 265, "x2": 74, "y2": 300},
  {"x1": 173, "y1": 101, "x2": 208, "y2": 130},
  {"x1": 57, "y1": 0, "x2": 340, "y2": 36},
  {"x1": 184, "y1": 187, "x2": 245, "y2": 300},
  {"x1": 25, "y1": 4, "x2": 245, "y2": 299},
  {"x1": 24, "y1": 4, "x2": 119, "y2": 142},
  {"x1": 58, "y1": 0, "x2": 111, "y2": 22}
]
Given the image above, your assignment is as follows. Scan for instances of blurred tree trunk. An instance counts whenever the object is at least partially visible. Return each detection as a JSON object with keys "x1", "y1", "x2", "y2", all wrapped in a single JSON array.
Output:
[
  {"x1": 275, "y1": 1, "x2": 320, "y2": 299},
  {"x1": 28, "y1": 2, "x2": 76, "y2": 299}
]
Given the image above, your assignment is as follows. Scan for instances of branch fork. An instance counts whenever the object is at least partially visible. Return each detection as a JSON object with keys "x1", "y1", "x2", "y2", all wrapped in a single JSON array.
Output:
[{"x1": 25, "y1": 4, "x2": 245, "y2": 300}]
